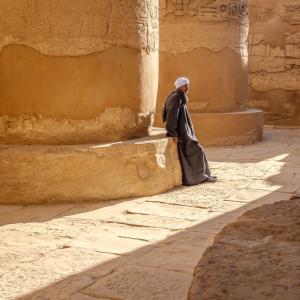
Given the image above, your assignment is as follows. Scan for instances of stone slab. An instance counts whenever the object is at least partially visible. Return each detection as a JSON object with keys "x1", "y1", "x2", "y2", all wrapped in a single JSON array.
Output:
[{"x1": 84, "y1": 265, "x2": 192, "y2": 300}]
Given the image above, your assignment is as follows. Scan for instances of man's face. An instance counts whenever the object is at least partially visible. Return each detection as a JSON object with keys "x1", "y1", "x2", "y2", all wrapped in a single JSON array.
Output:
[{"x1": 181, "y1": 84, "x2": 189, "y2": 94}]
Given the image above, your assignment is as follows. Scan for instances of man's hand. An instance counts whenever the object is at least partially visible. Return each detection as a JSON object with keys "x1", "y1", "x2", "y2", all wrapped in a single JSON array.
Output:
[{"x1": 172, "y1": 137, "x2": 179, "y2": 144}]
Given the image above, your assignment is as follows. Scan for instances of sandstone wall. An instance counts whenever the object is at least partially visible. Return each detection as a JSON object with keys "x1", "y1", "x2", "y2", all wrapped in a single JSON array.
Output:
[
  {"x1": 158, "y1": 0, "x2": 249, "y2": 113},
  {"x1": 0, "y1": 0, "x2": 159, "y2": 144},
  {"x1": 248, "y1": 0, "x2": 300, "y2": 125}
]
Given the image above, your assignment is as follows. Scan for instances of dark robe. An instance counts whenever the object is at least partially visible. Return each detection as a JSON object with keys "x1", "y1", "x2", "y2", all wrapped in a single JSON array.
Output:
[{"x1": 162, "y1": 89, "x2": 211, "y2": 186}]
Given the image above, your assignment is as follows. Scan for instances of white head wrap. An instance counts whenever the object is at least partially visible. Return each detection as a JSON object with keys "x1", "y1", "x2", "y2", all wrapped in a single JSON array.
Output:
[{"x1": 175, "y1": 77, "x2": 189, "y2": 89}]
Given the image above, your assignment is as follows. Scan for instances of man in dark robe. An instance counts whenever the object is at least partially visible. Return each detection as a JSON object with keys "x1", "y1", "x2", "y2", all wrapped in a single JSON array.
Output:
[{"x1": 162, "y1": 77, "x2": 217, "y2": 186}]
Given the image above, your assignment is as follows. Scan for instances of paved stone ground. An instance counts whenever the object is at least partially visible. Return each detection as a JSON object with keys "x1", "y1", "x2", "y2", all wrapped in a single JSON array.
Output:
[{"x1": 0, "y1": 127, "x2": 299, "y2": 300}]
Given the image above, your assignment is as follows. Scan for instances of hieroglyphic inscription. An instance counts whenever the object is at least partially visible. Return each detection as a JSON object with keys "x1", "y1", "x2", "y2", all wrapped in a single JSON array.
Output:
[
  {"x1": 0, "y1": 0, "x2": 112, "y2": 55},
  {"x1": 161, "y1": 0, "x2": 248, "y2": 23},
  {"x1": 160, "y1": 21, "x2": 248, "y2": 55},
  {"x1": 160, "y1": 0, "x2": 248, "y2": 55},
  {"x1": 0, "y1": 0, "x2": 158, "y2": 55},
  {"x1": 283, "y1": 3, "x2": 300, "y2": 25},
  {"x1": 107, "y1": 0, "x2": 159, "y2": 53}
]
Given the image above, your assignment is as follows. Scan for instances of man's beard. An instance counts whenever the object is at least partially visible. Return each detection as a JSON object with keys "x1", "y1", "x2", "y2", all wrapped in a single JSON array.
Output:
[
  {"x1": 185, "y1": 94, "x2": 189, "y2": 103},
  {"x1": 183, "y1": 93, "x2": 189, "y2": 104}
]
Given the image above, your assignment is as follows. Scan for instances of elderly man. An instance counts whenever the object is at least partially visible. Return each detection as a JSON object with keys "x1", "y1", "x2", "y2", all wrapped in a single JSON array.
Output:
[{"x1": 162, "y1": 77, "x2": 217, "y2": 185}]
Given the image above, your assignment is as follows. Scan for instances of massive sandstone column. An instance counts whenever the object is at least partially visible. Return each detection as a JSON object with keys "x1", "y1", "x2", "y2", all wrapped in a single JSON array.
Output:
[
  {"x1": 156, "y1": 0, "x2": 263, "y2": 146},
  {"x1": 0, "y1": 0, "x2": 159, "y2": 144},
  {"x1": 248, "y1": 0, "x2": 300, "y2": 126}
]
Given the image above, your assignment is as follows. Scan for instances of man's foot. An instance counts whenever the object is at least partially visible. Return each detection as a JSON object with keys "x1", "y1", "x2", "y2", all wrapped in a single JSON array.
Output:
[{"x1": 205, "y1": 176, "x2": 217, "y2": 183}]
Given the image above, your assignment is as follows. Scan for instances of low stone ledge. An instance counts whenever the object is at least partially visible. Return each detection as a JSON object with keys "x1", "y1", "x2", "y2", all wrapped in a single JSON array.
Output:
[
  {"x1": 155, "y1": 109, "x2": 264, "y2": 146},
  {"x1": 0, "y1": 134, "x2": 182, "y2": 204},
  {"x1": 188, "y1": 197, "x2": 300, "y2": 300}
]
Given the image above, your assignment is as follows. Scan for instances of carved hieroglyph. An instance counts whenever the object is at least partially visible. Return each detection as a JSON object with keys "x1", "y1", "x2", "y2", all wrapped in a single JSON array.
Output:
[
  {"x1": 0, "y1": 0, "x2": 159, "y2": 55},
  {"x1": 160, "y1": 0, "x2": 249, "y2": 56}
]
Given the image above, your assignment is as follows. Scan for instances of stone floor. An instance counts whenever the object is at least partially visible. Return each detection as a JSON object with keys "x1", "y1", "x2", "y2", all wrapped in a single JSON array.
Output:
[{"x1": 0, "y1": 127, "x2": 299, "y2": 300}]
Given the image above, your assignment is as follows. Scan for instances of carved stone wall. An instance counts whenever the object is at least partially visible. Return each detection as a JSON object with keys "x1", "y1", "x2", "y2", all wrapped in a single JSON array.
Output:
[
  {"x1": 248, "y1": 0, "x2": 300, "y2": 125},
  {"x1": 0, "y1": 0, "x2": 159, "y2": 144},
  {"x1": 158, "y1": 0, "x2": 249, "y2": 114},
  {"x1": 160, "y1": 0, "x2": 248, "y2": 54},
  {"x1": 0, "y1": 0, "x2": 159, "y2": 55}
]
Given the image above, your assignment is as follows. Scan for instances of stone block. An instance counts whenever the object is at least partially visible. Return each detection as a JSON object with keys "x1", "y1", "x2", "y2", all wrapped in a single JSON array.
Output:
[
  {"x1": 0, "y1": 134, "x2": 182, "y2": 204},
  {"x1": 251, "y1": 73, "x2": 300, "y2": 91}
]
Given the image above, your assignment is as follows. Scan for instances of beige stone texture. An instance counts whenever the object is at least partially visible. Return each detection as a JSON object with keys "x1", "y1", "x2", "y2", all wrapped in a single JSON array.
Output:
[
  {"x1": 0, "y1": 127, "x2": 299, "y2": 300},
  {"x1": 0, "y1": 133, "x2": 181, "y2": 204},
  {"x1": 248, "y1": 0, "x2": 300, "y2": 125},
  {"x1": 85, "y1": 265, "x2": 192, "y2": 300},
  {"x1": 188, "y1": 198, "x2": 300, "y2": 300},
  {"x1": 0, "y1": 0, "x2": 159, "y2": 144},
  {"x1": 0, "y1": 0, "x2": 159, "y2": 55},
  {"x1": 0, "y1": 107, "x2": 152, "y2": 145},
  {"x1": 158, "y1": 48, "x2": 248, "y2": 114},
  {"x1": 159, "y1": 0, "x2": 248, "y2": 55}
]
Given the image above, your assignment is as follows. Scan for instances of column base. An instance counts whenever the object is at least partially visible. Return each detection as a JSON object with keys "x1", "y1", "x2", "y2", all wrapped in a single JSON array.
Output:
[
  {"x1": 154, "y1": 109, "x2": 264, "y2": 146},
  {"x1": 0, "y1": 134, "x2": 181, "y2": 205}
]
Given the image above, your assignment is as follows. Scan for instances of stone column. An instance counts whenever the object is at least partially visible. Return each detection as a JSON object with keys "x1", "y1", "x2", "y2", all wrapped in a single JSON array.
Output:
[
  {"x1": 0, "y1": 0, "x2": 159, "y2": 144},
  {"x1": 156, "y1": 0, "x2": 263, "y2": 146},
  {"x1": 248, "y1": 0, "x2": 300, "y2": 126}
]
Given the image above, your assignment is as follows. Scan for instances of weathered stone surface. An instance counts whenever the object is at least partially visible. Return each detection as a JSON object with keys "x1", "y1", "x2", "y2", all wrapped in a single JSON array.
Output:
[
  {"x1": 0, "y1": 1, "x2": 159, "y2": 143},
  {"x1": 135, "y1": 234, "x2": 212, "y2": 273},
  {"x1": 188, "y1": 198, "x2": 300, "y2": 300},
  {"x1": 27, "y1": 275, "x2": 95, "y2": 300},
  {"x1": 71, "y1": 294, "x2": 105, "y2": 300},
  {"x1": 0, "y1": 203, "x2": 74, "y2": 226},
  {"x1": 0, "y1": 0, "x2": 159, "y2": 55},
  {"x1": 2, "y1": 248, "x2": 117, "y2": 300},
  {"x1": 0, "y1": 107, "x2": 152, "y2": 145},
  {"x1": 69, "y1": 230, "x2": 151, "y2": 255},
  {"x1": 248, "y1": 0, "x2": 300, "y2": 125},
  {"x1": 0, "y1": 134, "x2": 182, "y2": 204},
  {"x1": 98, "y1": 223, "x2": 170, "y2": 243},
  {"x1": 158, "y1": 48, "x2": 248, "y2": 114},
  {"x1": 84, "y1": 265, "x2": 192, "y2": 300},
  {"x1": 97, "y1": 212, "x2": 194, "y2": 231},
  {"x1": 160, "y1": 0, "x2": 248, "y2": 55},
  {"x1": 126, "y1": 202, "x2": 214, "y2": 221}
]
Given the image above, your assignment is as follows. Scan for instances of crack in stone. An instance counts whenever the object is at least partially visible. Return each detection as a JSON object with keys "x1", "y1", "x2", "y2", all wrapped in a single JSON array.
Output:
[
  {"x1": 124, "y1": 210, "x2": 197, "y2": 222},
  {"x1": 117, "y1": 235, "x2": 152, "y2": 243},
  {"x1": 103, "y1": 220, "x2": 181, "y2": 231},
  {"x1": 145, "y1": 199, "x2": 210, "y2": 209}
]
